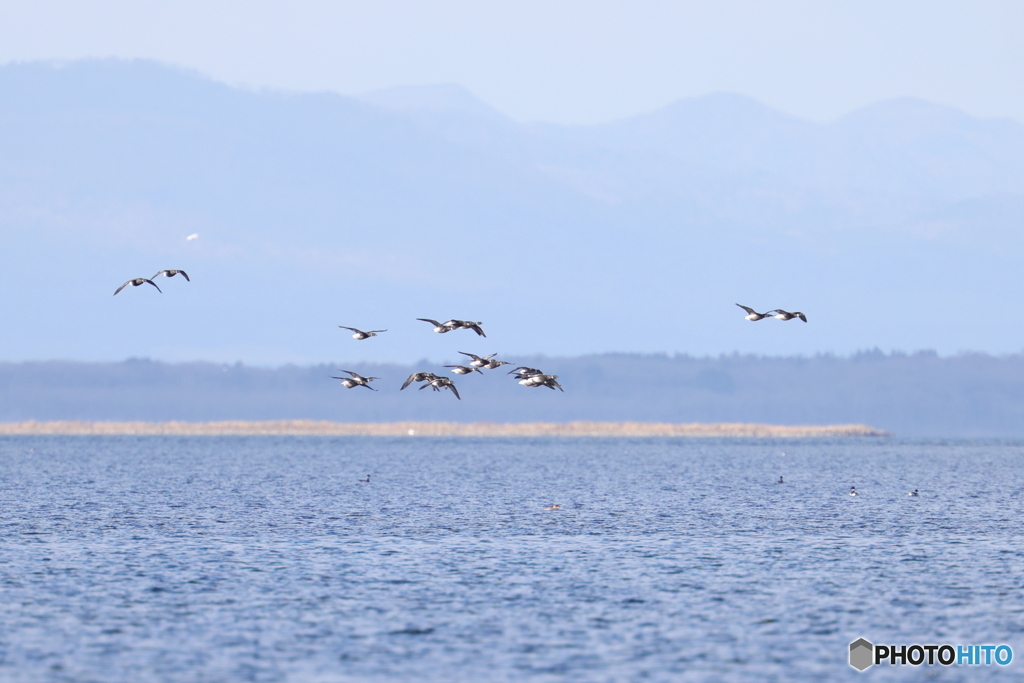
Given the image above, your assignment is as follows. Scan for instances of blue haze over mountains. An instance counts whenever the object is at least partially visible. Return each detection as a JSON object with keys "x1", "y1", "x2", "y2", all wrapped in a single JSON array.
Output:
[{"x1": 2, "y1": 59, "x2": 1023, "y2": 366}]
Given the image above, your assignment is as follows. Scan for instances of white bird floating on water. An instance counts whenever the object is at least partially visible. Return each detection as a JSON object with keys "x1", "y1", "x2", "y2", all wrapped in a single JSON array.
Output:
[
  {"x1": 114, "y1": 278, "x2": 161, "y2": 296},
  {"x1": 339, "y1": 326, "x2": 387, "y2": 340},
  {"x1": 849, "y1": 486, "x2": 858, "y2": 496}
]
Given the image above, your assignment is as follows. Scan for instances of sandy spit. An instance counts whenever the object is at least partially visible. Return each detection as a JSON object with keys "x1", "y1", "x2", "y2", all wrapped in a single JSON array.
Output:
[{"x1": 0, "y1": 420, "x2": 888, "y2": 437}]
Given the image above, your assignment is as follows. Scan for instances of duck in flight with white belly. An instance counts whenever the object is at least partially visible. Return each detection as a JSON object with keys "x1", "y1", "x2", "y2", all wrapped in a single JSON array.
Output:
[
  {"x1": 736, "y1": 304, "x2": 773, "y2": 321},
  {"x1": 339, "y1": 326, "x2": 387, "y2": 340}
]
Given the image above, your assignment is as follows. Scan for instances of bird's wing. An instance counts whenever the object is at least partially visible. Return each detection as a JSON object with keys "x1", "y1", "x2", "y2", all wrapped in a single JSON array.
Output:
[
  {"x1": 145, "y1": 279, "x2": 162, "y2": 293},
  {"x1": 151, "y1": 270, "x2": 168, "y2": 280},
  {"x1": 179, "y1": 271, "x2": 190, "y2": 281},
  {"x1": 473, "y1": 367, "x2": 482, "y2": 374},
  {"x1": 401, "y1": 374, "x2": 418, "y2": 390},
  {"x1": 736, "y1": 304, "x2": 755, "y2": 314},
  {"x1": 368, "y1": 330, "x2": 387, "y2": 333},
  {"x1": 417, "y1": 318, "x2": 441, "y2": 326},
  {"x1": 797, "y1": 313, "x2": 807, "y2": 322},
  {"x1": 359, "y1": 383, "x2": 377, "y2": 390},
  {"x1": 448, "y1": 384, "x2": 461, "y2": 400},
  {"x1": 458, "y1": 351, "x2": 479, "y2": 360},
  {"x1": 470, "y1": 325, "x2": 486, "y2": 337},
  {"x1": 113, "y1": 281, "x2": 132, "y2": 296},
  {"x1": 338, "y1": 326, "x2": 359, "y2": 333},
  {"x1": 340, "y1": 370, "x2": 358, "y2": 377}
]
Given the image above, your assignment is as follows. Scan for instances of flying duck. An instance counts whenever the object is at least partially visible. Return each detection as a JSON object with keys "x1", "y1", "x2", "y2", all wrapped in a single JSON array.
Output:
[
  {"x1": 401, "y1": 372, "x2": 439, "y2": 390},
  {"x1": 459, "y1": 351, "x2": 497, "y2": 367},
  {"x1": 114, "y1": 278, "x2": 162, "y2": 295},
  {"x1": 330, "y1": 370, "x2": 379, "y2": 390},
  {"x1": 519, "y1": 374, "x2": 564, "y2": 392},
  {"x1": 419, "y1": 376, "x2": 461, "y2": 400},
  {"x1": 769, "y1": 309, "x2": 808, "y2": 322},
  {"x1": 509, "y1": 366, "x2": 543, "y2": 379},
  {"x1": 736, "y1": 304, "x2": 773, "y2": 321},
  {"x1": 417, "y1": 318, "x2": 457, "y2": 333},
  {"x1": 339, "y1": 326, "x2": 387, "y2": 340},
  {"x1": 151, "y1": 269, "x2": 190, "y2": 282},
  {"x1": 445, "y1": 365, "x2": 482, "y2": 375},
  {"x1": 483, "y1": 358, "x2": 511, "y2": 370}
]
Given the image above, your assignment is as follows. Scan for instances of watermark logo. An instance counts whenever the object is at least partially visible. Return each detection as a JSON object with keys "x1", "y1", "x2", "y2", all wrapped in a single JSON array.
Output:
[{"x1": 849, "y1": 638, "x2": 1012, "y2": 671}]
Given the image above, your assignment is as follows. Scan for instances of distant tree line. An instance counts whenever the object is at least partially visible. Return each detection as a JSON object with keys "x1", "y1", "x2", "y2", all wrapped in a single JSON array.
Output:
[{"x1": 2, "y1": 351, "x2": 1023, "y2": 436}]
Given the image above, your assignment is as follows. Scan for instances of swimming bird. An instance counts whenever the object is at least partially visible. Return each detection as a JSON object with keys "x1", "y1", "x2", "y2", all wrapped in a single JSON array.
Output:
[
  {"x1": 114, "y1": 278, "x2": 162, "y2": 295},
  {"x1": 330, "y1": 370, "x2": 379, "y2": 390},
  {"x1": 339, "y1": 326, "x2": 387, "y2": 340},
  {"x1": 849, "y1": 486, "x2": 858, "y2": 496},
  {"x1": 459, "y1": 351, "x2": 497, "y2": 367},
  {"x1": 445, "y1": 365, "x2": 481, "y2": 375},
  {"x1": 401, "y1": 372, "x2": 439, "y2": 390},
  {"x1": 358, "y1": 474, "x2": 370, "y2": 483},
  {"x1": 151, "y1": 269, "x2": 190, "y2": 282},
  {"x1": 542, "y1": 504, "x2": 561, "y2": 511},
  {"x1": 777, "y1": 476, "x2": 784, "y2": 484},
  {"x1": 769, "y1": 309, "x2": 808, "y2": 322},
  {"x1": 908, "y1": 489, "x2": 919, "y2": 497},
  {"x1": 419, "y1": 376, "x2": 460, "y2": 399},
  {"x1": 736, "y1": 304, "x2": 773, "y2": 321},
  {"x1": 417, "y1": 318, "x2": 457, "y2": 333}
]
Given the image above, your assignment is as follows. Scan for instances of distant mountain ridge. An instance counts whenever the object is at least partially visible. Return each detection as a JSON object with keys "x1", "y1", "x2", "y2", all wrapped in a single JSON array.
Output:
[{"x1": 0, "y1": 59, "x2": 1022, "y2": 365}]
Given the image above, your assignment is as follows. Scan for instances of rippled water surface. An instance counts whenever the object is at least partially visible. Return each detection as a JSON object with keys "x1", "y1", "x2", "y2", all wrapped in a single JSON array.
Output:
[{"x1": 1, "y1": 436, "x2": 1023, "y2": 682}]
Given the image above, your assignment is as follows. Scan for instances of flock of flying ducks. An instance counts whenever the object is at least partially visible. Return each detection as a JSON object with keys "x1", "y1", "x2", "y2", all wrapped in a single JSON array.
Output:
[
  {"x1": 116, "y1": 271, "x2": 902, "y2": 498},
  {"x1": 334, "y1": 324, "x2": 564, "y2": 400},
  {"x1": 736, "y1": 304, "x2": 807, "y2": 322}
]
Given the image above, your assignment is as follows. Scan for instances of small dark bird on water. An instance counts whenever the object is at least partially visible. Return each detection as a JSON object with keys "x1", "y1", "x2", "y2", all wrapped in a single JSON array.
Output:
[
  {"x1": 152, "y1": 269, "x2": 190, "y2": 282},
  {"x1": 777, "y1": 476, "x2": 784, "y2": 484},
  {"x1": 114, "y1": 278, "x2": 161, "y2": 295},
  {"x1": 358, "y1": 474, "x2": 370, "y2": 483}
]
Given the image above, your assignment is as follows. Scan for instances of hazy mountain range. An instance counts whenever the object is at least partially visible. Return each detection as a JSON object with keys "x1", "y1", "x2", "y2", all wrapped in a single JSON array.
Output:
[{"x1": 1, "y1": 59, "x2": 1023, "y2": 365}]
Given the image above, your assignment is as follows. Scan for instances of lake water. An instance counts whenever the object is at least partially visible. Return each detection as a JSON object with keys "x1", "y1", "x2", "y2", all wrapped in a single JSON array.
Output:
[{"x1": 1, "y1": 436, "x2": 1022, "y2": 682}]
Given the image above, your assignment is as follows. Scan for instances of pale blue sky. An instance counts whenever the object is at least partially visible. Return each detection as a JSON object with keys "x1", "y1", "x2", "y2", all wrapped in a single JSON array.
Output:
[{"x1": 0, "y1": 0, "x2": 1021, "y2": 124}]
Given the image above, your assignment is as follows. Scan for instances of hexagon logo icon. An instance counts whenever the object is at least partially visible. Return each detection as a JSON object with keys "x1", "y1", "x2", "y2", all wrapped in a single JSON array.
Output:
[{"x1": 850, "y1": 638, "x2": 874, "y2": 671}]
